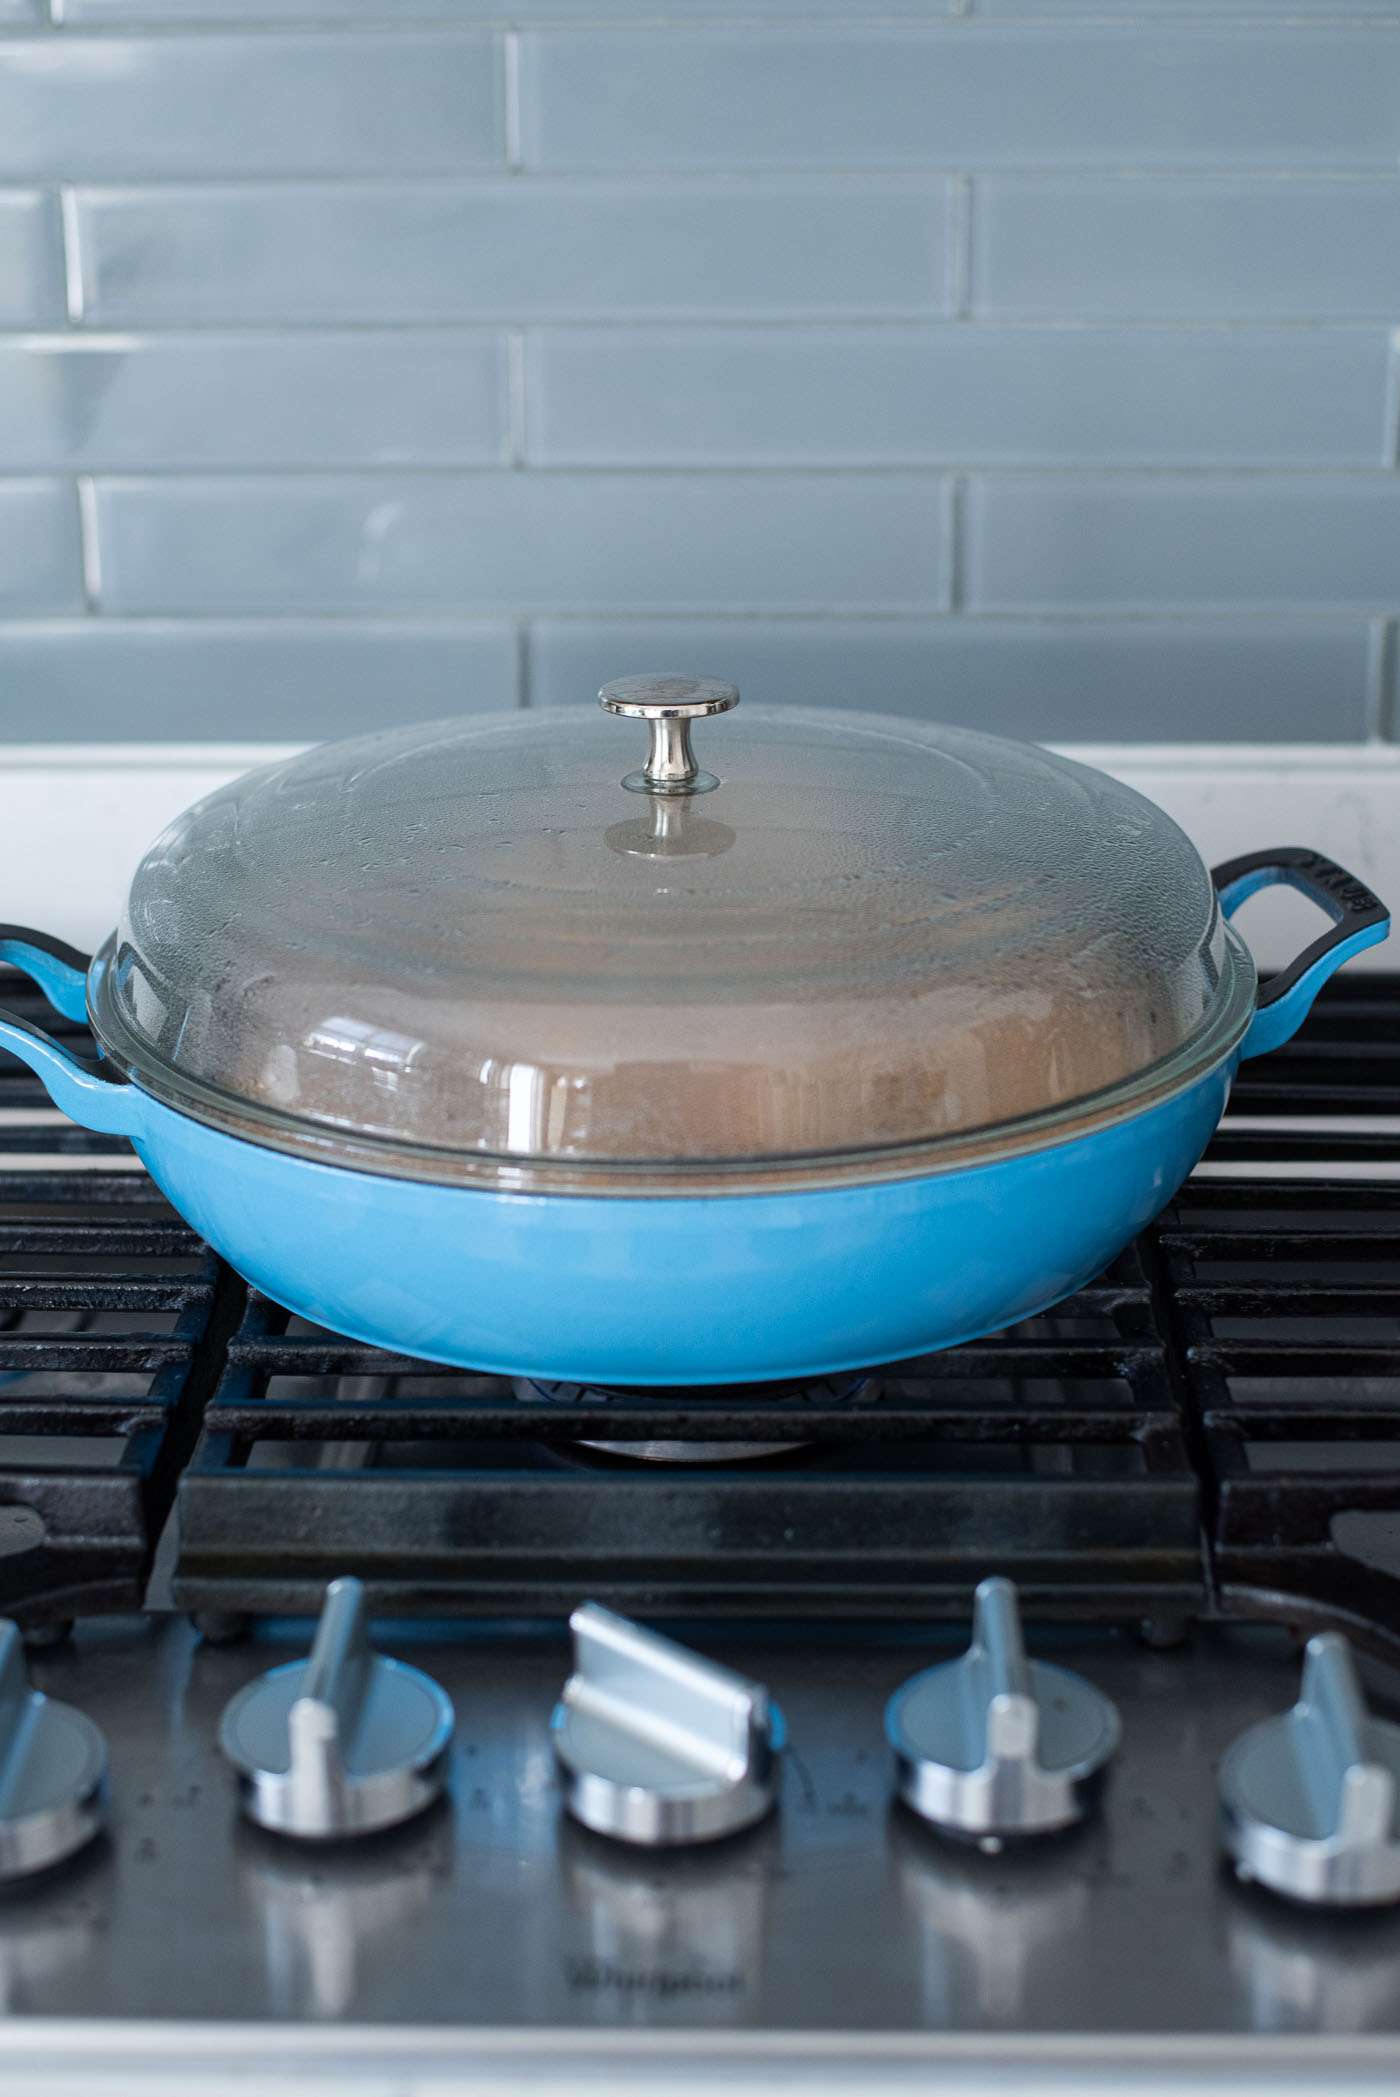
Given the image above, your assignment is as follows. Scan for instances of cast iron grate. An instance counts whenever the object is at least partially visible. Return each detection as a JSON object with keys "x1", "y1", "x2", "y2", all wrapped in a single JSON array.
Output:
[
  {"x1": 171, "y1": 1243, "x2": 1200, "y2": 1625},
  {"x1": 1156, "y1": 973, "x2": 1400, "y2": 1660},
  {"x1": 1152, "y1": 975, "x2": 1400, "y2": 1658},
  {"x1": 1156, "y1": 1174, "x2": 1400, "y2": 1662},
  {"x1": 0, "y1": 973, "x2": 245, "y2": 1628}
]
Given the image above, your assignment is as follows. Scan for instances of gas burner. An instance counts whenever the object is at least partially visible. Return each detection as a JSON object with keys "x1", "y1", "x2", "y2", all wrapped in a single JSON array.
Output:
[{"x1": 511, "y1": 1370, "x2": 874, "y2": 1462}]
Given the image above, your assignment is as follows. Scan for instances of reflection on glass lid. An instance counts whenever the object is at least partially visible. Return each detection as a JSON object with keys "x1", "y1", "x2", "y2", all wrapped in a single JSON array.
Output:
[{"x1": 93, "y1": 694, "x2": 1239, "y2": 1173}]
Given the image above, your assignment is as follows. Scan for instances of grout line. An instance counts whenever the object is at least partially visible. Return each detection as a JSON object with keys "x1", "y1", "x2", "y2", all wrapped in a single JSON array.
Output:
[
  {"x1": 942, "y1": 475, "x2": 967, "y2": 614},
  {"x1": 58, "y1": 186, "x2": 83, "y2": 325},
  {"x1": 0, "y1": 611, "x2": 1386, "y2": 630},
  {"x1": 949, "y1": 175, "x2": 973, "y2": 319},
  {"x1": 0, "y1": 317, "x2": 1395, "y2": 337},
  {"x1": 0, "y1": 311, "x2": 1383, "y2": 336},
  {"x1": 506, "y1": 327, "x2": 527, "y2": 466},
  {"x1": 28, "y1": 169, "x2": 1400, "y2": 189},
  {"x1": 1367, "y1": 618, "x2": 1397, "y2": 740},
  {"x1": 8, "y1": 465, "x2": 1400, "y2": 485},
  {"x1": 2, "y1": 322, "x2": 1400, "y2": 342},
  {"x1": 76, "y1": 476, "x2": 101, "y2": 612},
  {"x1": 1385, "y1": 329, "x2": 1400, "y2": 469},
  {"x1": 503, "y1": 28, "x2": 523, "y2": 174}
]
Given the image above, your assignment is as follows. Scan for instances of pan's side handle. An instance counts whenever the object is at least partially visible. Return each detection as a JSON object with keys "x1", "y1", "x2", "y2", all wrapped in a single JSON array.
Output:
[
  {"x1": 1212, "y1": 847, "x2": 1390, "y2": 1061},
  {"x1": 0, "y1": 924, "x2": 91, "y2": 1022},
  {"x1": 0, "y1": 923, "x2": 142, "y2": 1133},
  {"x1": 0, "y1": 1006, "x2": 143, "y2": 1134}
]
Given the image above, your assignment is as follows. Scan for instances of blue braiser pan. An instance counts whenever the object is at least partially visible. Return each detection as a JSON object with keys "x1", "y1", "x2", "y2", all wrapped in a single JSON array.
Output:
[{"x1": 0, "y1": 845, "x2": 1387, "y2": 1387}]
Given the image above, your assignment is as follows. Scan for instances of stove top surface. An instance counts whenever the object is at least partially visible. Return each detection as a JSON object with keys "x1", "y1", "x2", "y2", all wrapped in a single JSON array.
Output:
[{"x1": 8, "y1": 1610, "x2": 1400, "y2": 2038}]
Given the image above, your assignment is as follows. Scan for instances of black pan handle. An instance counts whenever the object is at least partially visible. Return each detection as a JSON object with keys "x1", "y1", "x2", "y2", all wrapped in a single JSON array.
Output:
[{"x1": 1211, "y1": 846, "x2": 1390, "y2": 1060}]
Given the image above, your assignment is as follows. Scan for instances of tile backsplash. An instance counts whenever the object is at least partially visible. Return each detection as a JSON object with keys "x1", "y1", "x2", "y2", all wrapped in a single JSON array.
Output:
[{"x1": 0, "y1": 4, "x2": 1396, "y2": 742}]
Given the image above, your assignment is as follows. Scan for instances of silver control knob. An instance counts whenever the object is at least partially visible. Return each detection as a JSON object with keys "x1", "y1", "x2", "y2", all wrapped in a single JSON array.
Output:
[
  {"x1": 219, "y1": 1577, "x2": 454, "y2": 1840},
  {"x1": 0, "y1": 1619, "x2": 106, "y2": 1879},
  {"x1": 552, "y1": 1602, "x2": 783, "y2": 1846},
  {"x1": 1220, "y1": 1630, "x2": 1400, "y2": 1907},
  {"x1": 886, "y1": 1577, "x2": 1120, "y2": 1848}
]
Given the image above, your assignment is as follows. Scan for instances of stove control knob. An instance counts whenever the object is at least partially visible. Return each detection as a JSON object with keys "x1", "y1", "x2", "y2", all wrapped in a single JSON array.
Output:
[
  {"x1": 0, "y1": 1619, "x2": 106, "y2": 1879},
  {"x1": 552, "y1": 1602, "x2": 783, "y2": 1846},
  {"x1": 1220, "y1": 1631, "x2": 1400, "y2": 1907},
  {"x1": 885, "y1": 1577, "x2": 1121, "y2": 1848},
  {"x1": 219, "y1": 1577, "x2": 454, "y2": 1840}
]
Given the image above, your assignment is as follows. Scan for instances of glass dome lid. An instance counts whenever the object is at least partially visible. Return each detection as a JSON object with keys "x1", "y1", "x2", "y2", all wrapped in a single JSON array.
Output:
[{"x1": 90, "y1": 678, "x2": 1256, "y2": 1193}]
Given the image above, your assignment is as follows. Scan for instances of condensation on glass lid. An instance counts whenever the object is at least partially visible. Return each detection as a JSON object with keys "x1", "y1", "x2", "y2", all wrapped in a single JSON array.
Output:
[{"x1": 93, "y1": 703, "x2": 1238, "y2": 1169}]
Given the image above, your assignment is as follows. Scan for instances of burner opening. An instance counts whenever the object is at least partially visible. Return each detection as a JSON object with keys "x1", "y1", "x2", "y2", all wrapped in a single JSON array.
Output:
[{"x1": 511, "y1": 1370, "x2": 875, "y2": 1463}]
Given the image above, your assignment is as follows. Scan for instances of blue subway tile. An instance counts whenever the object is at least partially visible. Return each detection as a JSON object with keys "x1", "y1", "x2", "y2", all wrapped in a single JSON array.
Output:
[
  {"x1": 76, "y1": 180, "x2": 948, "y2": 325},
  {"x1": 529, "y1": 615, "x2": 1370, "y2": 741},
  {"x1": 0, "y1": 32, "x2": 501, "y2": 179},
  {"x1": 529, "y1": 325, "x2": 1387, "y2": 468},
  {"x1": 967, "y1": 475, "x2": 1400, "y2": 612},
  {"x1": 0, "y1": 480, "x2": 84, "y2": 613},
  {"x1": 977, "y1": 176, "x2": 1400, "y2": 320},
  {"x1": 0, "y1": 618, "x2": 519, "y2": 738},
  {"x1": 0, "y1": 333, "x2": 508, "y2": 469},
  {"x1": 0, "y1": 190, "x2": 63, "y2": 324},
  {"x1": 93, "y1": 472, "x2": 947, "y2": 615},
  {"x1": 521, "y1": 24, "x2": 1400, "y2": 172}
]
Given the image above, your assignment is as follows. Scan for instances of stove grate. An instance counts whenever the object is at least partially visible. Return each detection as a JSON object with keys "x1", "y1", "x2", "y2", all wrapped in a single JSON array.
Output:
[
  {"x1": 172, "y1": 1236, "x2": 1202, "y2": 1624},
  {"x1": 0, "y1": 976, "x2": 245, "y2": 1627}
]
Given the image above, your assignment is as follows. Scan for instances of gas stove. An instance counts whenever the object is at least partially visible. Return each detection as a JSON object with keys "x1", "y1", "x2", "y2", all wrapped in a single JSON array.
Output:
[{"x1": 0, "y1": 972, "x2": 1398, "y2": 2090}]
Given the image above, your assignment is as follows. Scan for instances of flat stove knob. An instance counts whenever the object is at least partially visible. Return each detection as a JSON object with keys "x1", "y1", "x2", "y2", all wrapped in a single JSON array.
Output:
[
  {"x1": 1220, "y1": 1631, "x2": 1400, "y2": 1908},
  {"x1": 885, "y1": 1577, "x2": 1120, "y2": 1848},
  {"x1": 552, "y1": 1602, "x2": 783, "y2": 1847},
  {"x1": 0, "y1": 1620, "x2": 106, "y2": 1879},
  {"x1": 218, "y1": 1577, "x2": 454, "y2": 1841}
]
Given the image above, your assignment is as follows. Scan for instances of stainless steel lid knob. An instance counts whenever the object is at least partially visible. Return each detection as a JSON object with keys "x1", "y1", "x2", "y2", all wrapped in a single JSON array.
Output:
[
  {"x1": 599, "y1": 674, "x2": 739, "y2": 797},
  {"x1": 552, "y1": 1602, "x2": 783, "y2": 1846},
  {"x1": 0, "y1": 1619, "x2": 106, "y2": 1880},
  {"x1": 219, "y1": 1577, "x2": 454, "y2": 1841},
  {"x1": 1220, "y1": 1631, "x2": 1400, "y2": 1908},
  {"x1": 885, "y1": 1577, "x2": 1121, "y2": 1848}
]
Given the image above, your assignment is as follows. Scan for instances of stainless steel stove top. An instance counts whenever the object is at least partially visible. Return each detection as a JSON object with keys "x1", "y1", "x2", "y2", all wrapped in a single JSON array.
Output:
[{"x1": 4, "y1": 1611, "x2": 1400, "y2": 2039}]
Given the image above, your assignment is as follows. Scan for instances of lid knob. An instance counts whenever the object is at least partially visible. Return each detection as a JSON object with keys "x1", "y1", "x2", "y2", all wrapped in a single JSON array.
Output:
[{"x1": 599, "y1": 674, "x2": 739, "y2": 797}]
